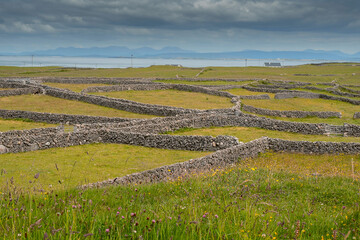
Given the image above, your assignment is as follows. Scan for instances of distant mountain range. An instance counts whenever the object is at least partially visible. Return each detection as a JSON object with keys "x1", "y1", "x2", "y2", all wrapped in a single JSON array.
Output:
[{"x1": 2, "y1": 46, "x2": 360, "y2": 60}]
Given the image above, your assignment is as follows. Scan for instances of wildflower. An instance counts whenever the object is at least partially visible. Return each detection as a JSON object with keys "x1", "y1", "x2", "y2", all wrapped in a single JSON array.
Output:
[
  {"x1": 131, "y1": 213, "x2": 136, "y2": 217},
  {"x1": 116, "y1": 211, "x2": 120, "y2": 215},
  {"x1": 122, "y1": 216, "x2": 125, "y2": 219},
  {"x1": 152, "y1": 219, "x2": 156, "y2": 224},
  {"x1": 215, "y1": 214, "x2": 219, "y2": 218},
  {"x1": 105, "y1": 229, "x2": 110, "y2": 233}
]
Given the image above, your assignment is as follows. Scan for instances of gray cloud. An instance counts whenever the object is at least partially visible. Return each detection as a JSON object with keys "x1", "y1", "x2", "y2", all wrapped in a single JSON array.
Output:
[{"x1": 0, "y1": 0, "x2": 359, "y2": 53}]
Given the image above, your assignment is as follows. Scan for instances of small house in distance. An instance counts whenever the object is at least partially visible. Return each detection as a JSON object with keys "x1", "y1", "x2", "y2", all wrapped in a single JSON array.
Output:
[{"x1": 264, "y1": 62, "x2": 281, "y2": 67}]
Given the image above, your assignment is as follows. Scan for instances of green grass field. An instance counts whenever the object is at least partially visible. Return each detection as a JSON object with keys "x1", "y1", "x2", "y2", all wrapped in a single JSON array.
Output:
[
  {"x1": 1, "y1": 64, "x2": 360, "y2": 239},
  {"x1": 168, "y1": 126, "x2": 360, "y2": 143},
  {"x1": 91, "y1": 89, "x2": 233, "y2": 110},
  {"x1": 0, "y1": 143, "x2": 210, "y2": 191},
  {"x1": 1, "y1": 152, "x2": 359, "y2": 239},
  {"x1": 0, "y1": 118, "x2": 56, "y2": 132},
  {"x1": 0, "y1": 94, "x2": 155, "y2": 118}
]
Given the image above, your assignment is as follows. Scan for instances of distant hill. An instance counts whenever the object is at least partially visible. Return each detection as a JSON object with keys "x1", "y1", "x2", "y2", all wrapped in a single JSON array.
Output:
[{"x1": 2, "y1": 46, "x2": 360, "y2": 61}]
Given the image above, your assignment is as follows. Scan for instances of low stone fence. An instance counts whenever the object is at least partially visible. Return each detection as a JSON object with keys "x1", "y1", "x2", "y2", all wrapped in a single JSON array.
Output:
[
  {"x1": 82, "y1": 137, "x2": 360, "y2": 188},
  {"x1": 83, "y1": 137, "x2": 269, "y2": 188},
  {"x1": 238, "y1": 95, "x2": 270, "y2": 100},
  {"x1": 339, "y1": 86, "x2": 360, "y2": 94},
  {"x1": 275, "y1": 92, "x2": 320, "y2": 99},
  {"x1": 0, "y1": 109, "x2": 134, "y2": 124},
  {"x1": 0, "y1": 127, "x2": 239, "y2": 154},
  {"x1": 275, "y1": 91, "x2": 360, "y2": 105},
  {"x1": 0, "y1": 88, "x2": 40, "y2": 97},
  {"x1": 354, "y1": 112, "x2": 360, "y2": 119},
  {"x1": 242, "y1": 104, "x2": 342, "y2": 118},
  {"x1": 81, "y1": 83, "x2": 171, "y2": 93},
  {"x1": 268, "y1": 138, "x2": 360, "y2": 154}
]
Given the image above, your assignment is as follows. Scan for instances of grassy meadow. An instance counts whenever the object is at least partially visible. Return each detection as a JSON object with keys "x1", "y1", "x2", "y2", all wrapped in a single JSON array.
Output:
[
  {"x1": 0, "y1": 94, "x2": 154, "y2": 119},
  {"x1": 168, "y1": 126, "x2": 360, "y2": 143},
  {"x1": 0, "y1": 118, "x2": 56, "y2": 132},
  {"x1": 1, "y1": 152, "x2": 359, "y2": 239},
  {"x1": 91, "y1": 89, "x2": 233, "y2": 110},
  {"x1": 0, "y1": 143, "x2": 210, "y2": 191},
  {"x1": 1, "y1": 64, "x2": 360, "y2": 239}
]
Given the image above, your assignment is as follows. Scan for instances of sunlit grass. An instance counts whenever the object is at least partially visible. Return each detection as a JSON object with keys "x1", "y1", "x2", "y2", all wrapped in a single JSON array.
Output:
[
  {"x1": 91, "y1": 89, "x2": 234, "y2": 110},
  {"x1": 0, "y1": 118, "x2": 56, "y2": 132},
  {"x1": 0, "y1": 143, "x2": 210, "y2": 191},
  {"x1": 241, "y1": 151, "x2": 360, "y2": 179},
  {"x1": 0, "y1": 94, "x2": 155, "y2": 118},
  {"x1": 168, "y1": 126, "x2": 360, "y2": 143},
  {"x1": 42, "y1": 82, "x2": 111, "y2": 92}
]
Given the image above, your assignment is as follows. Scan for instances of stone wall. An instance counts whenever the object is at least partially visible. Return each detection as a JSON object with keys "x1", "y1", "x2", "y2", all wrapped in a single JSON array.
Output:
[
  {"x1": 0, "y1": 88, "x2": 40, "y2": 97},
  {"x1": 275, "y1": 92, "x2": 320, "y2": 99},
  {"x1": 238, "y1": 95, "x2": 270, "y2": 100},
  {"x1": 354, "y1": 112, "x2": 360, "y2": 119},
  {"x1": 0, "y1": 127, "x2": 240, "y2": 154},
  {"x1": 82, "y1": 137, "x2": 269, "y2": 188},
  {"x1": 81, "y1": 83, "x2": 171, "y2": 93},
  {"x1": 0, "y1": 109, "x2": 134, "y2": 124},
  {"x1": 82, "y1": 137, "x2": 360, "y2": 188},
  {"x1": 242, "y1": 104, "x2": 342, "y2": 118},
  {"x1": 339, "y1": 86, "x2": 360, "y2": 94}
]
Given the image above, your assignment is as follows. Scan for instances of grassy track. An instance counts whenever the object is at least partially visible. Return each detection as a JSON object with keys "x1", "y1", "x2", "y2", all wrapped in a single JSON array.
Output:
[
  {"x1": 0, "y1": 143, "x2": 210, "y2": 191},
  {"x1": 91, "y1": 89, "x2": 233, "y2": 110},
  {"x1": 0, "y1": 94, "x2": 155, "y2": 118},
  {"x1": 168, "y1": 126, "x2": 360, "y2": 143}
]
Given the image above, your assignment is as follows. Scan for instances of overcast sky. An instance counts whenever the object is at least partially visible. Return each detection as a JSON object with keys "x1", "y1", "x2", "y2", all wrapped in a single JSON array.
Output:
[{"x1": 1, "y1": 0, "x2": 359, "y2": 53}]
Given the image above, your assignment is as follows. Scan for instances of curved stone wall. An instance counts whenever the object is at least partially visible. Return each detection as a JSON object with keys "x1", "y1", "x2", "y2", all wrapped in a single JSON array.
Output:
[
  {"x1": 242, "y1": 104, "x2": 342, "y2": 118},
  {"x1": 0, "y1": 88, "x2": 41, "y2": 97}
]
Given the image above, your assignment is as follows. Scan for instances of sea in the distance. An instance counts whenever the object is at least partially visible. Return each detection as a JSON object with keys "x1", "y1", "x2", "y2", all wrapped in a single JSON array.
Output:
[{"x1": 0, "y1": 55, "x2": 357, "y2": 68}]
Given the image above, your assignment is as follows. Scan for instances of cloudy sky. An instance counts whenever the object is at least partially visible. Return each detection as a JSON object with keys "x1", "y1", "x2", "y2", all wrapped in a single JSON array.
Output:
[{"x1": 1, "y1": 0, "x2": 360, "y2": 53}]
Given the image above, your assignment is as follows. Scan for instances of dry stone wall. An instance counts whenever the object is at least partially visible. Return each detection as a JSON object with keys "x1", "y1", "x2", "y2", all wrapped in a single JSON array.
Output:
[
  {"x1": 0, "y1": 88, "x2": 41, "y2": 97},
  {"x1": 354, "y1": 112, "x2": 360, "y2": 119},
  {"x1": 82, "y1": 137, "x2": 360, "y2": 188},
  {"x1": 0, "y1": 109, "x2": 133, "y2": 124},
  {"x1": 0, "y1": 127, "x2": 240, "y2": 154},
  {"x1": 242, "y1": 104, "x2": 342, "y2": 118}
]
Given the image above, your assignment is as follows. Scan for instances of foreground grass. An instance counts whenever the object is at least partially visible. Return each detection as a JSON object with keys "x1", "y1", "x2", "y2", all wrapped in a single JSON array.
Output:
[
  {"x1": 1, "y1": 152, "x2": 359, "y2": 239},
  {"x1": 0, "y1": 118, "x2": 56, "y2": 132},
  {"x1": 0, "y1": 143, "x2": 210, "y2": 191},
  {"x1": 0, "y1": 94, "x2": 155, "y2": 118},
  {"x1": 91, "y1": 89, "x2": 233, "y2": 110},
  {"x1": 168, "y1": 126, "x2": 360, "y2": 143},
  {"x1": 242, "y1": 98, "x2": 360, "y2": 125},
  {"x1": 42, "y1": 82, "x2": 111, "y2": 92}
]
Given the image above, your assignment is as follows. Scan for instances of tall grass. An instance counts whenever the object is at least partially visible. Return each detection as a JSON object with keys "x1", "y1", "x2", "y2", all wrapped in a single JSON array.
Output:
[{"x1": 1, "y1": 152, "x2": 359, "y2": 239}]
